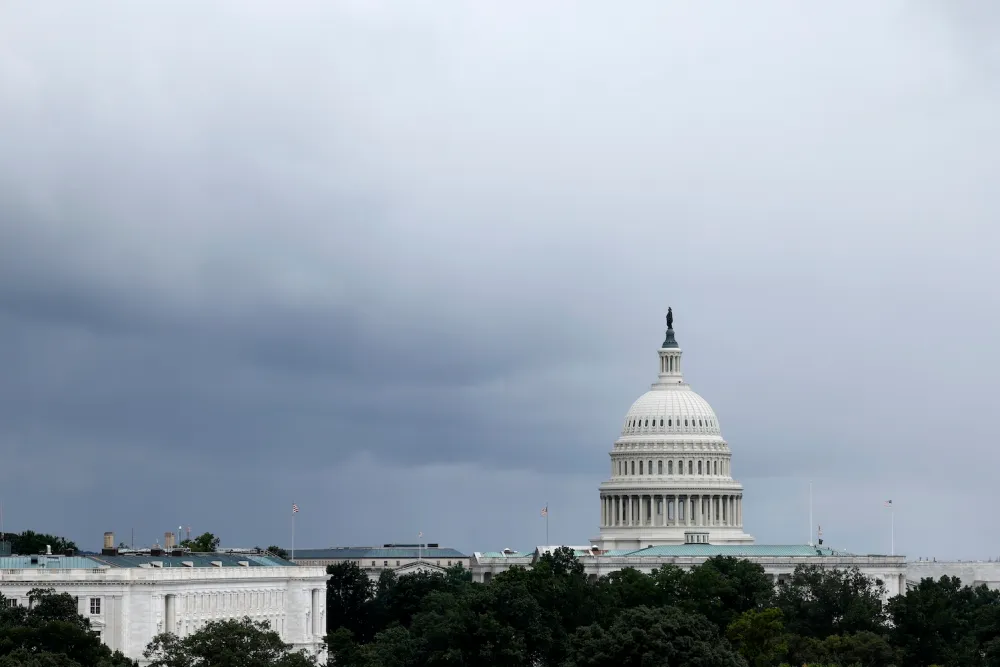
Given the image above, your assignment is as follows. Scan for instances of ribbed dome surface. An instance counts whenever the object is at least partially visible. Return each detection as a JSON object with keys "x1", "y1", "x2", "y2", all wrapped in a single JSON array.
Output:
[{"x1": 621, "y1": 387, "x2": 721, "y2": 437}]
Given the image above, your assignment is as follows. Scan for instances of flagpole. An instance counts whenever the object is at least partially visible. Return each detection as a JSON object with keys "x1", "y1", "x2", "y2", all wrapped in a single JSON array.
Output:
[
  {"x1": 291, "y1": 505, "x2": 296, "y2": 562},
  {"x1": 546, "y1": 502, "x2": 549, "y2": 545}
]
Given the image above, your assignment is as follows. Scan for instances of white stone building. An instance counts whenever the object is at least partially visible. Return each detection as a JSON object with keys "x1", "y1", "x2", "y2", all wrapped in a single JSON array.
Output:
[
  {"x1": 470, "y1": 311, "x2": 908, "y2": 598},
  {"x1": 293, "y1": 544, "x2": 470, "y2": 583},
  {"x1": 0, "y1": 535, "x2": 327, "y2": 665}
]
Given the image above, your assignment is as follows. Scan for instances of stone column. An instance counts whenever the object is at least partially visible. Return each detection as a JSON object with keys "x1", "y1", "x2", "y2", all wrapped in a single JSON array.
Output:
[{"x1": 165, "y1": 594, "x2": 176, "y2": 635}]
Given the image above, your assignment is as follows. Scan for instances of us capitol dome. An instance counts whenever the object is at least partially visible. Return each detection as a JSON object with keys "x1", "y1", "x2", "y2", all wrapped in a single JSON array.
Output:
[{"x1": 596, "y1": 308, "x2": 755, "y2": 549}]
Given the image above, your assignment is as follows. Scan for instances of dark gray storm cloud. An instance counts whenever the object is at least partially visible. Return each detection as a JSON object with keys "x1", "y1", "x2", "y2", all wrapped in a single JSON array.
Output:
[{"x1": 1, "y1": 1, "x2": 999, "y2": 558}]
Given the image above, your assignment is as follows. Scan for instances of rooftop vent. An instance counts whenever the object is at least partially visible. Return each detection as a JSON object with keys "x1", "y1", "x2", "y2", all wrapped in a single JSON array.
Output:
[
  {"x1": 170, "y1": 549, "x2": 184, "y2": 557},
  {"x1": 64, "y1": 548, "x2": 75, "y2": 557},
  {"x1": 150, "y1": 548, "x2": 164, "y2": 557}
]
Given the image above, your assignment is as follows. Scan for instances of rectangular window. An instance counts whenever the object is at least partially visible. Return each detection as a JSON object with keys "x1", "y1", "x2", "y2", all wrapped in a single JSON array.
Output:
[
  {"x1": 90, "y1": 598, "x2": 101, "y2": 615},
  {"x1": 371, "y1": 560, "x2": 376, "y2": 566},
  {"x1": 657, "y1": 461, "x2": 663, "y2": 474},
  {"x1": 384, "y1": 561, "x2": 388, "y2": 566},
  {"x1": 395, "y1": 560, "x2": 400, "y2": 566},
  {"x1": 631, "y1": 461, "x2": 635, "y2": 475}
]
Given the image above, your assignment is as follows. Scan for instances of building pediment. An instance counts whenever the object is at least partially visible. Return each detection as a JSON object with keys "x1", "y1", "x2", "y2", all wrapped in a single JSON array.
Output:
[{"x1": 394, "y1": 561, "x2": 448, "y2": 577}]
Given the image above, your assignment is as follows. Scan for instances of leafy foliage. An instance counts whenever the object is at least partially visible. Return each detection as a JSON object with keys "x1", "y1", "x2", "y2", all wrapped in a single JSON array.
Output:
[
  {"x1": 266, "y1": 545, "x2": 290, "y2": 560},
  {"x1": 320, "y1": 551, "x2": 1000, "y2": 667},
  {"x1": 144, "y1": 617, "x2": 315, "y2": 667},
  {"x1": 3, "y1": 530, "x2": 78, "y2": 555},
  {"x1": 0, "y1": 588, "x2": 135, "y2": 667},
  {"x1": 179, "y1": 532, "x2": 220, "y2": 552}
]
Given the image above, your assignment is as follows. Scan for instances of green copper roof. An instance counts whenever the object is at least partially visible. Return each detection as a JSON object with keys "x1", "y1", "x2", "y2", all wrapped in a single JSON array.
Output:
[{"x1": 0, "y1": 555, "x2": 106, "y2": 569}]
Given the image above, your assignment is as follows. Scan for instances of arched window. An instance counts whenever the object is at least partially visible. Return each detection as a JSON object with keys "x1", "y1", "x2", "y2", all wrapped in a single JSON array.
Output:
[
  {"x1": 639, "y1": 461, "x2": 644, "y2": 475},
  {"x1": 648, "y1": 460, "x2": 653, "y2": 474},
  {"x1": 698, "y1": 461, "x2": 702, "y2": 474},
  {"x1": 659, "y1": 419, "x2": 663, "y2": 427},
  {"x1": 713, "y1": 461, "x2": 718, "y2": 475},
  {"x1": 668, "y1": 419, "x2": 672, "y2": 426},
  {"x1": 631, "y1": 460, "x2": 635, "y2": 475},
  {"x1": 658, "y1": 460, "x2": 663, "y2": 474},
  {"x1": 618, "y1": 461, "x2": 622, "y2": 475},
  {"x1": 688, "y1": 460, "x2": 693, "y2": 474},
  {"x1": 684, "y1": 419, "x2": 688, "y2": 426},
  {"x1": 668, "y1": 461, "x2": 674, "y2": 474},
  {"x1": 644, "y1": 419, "x2": 648, "y2": 427}
]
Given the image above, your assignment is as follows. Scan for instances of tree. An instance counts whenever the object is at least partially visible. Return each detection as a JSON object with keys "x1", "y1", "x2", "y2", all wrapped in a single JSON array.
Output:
[
  {"x1": 775, "y1": 565, "x2": 886, "y2": 639},
  {"x1": 727, "y1": 608, "x2": 787, "y2": 667},
  {"x1": 144, "y1": 617, "x2": 315, "y2": 667},
  {"x1": 0, "y1": 589, "x2": 135, "y2": 667},
  {"x1": 5, "y1": 530, "x2": 78, "y2": 555},
  {"x1": 888, "y1": 575, "x2": 993, "y2": 667},
  {"x1": 682, "y1": 556, "x2": 775, "y2": 632},
  {"x1": 266, "y1": 545, "x2": 290, "y2": 560},
  {"x1": 565, "y1": 606, "x2": 747, "y2": 667},
  {"x1": 326, "y1": 562, "x2": 374, "y2": 641},
  {"x1": 179, "y1": 532, "x2": 219, "y2": 552}
]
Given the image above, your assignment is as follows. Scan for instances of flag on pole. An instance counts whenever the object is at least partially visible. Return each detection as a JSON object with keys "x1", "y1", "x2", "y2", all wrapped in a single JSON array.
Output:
[
  {"x1": 883, "y1": 500, "x2": 892, "y2": 507},
  {"x1": 292, "y1": 504, "x2": 299, "y2": 513},
  {"x1": 418, "y1": 531, "x2": 423, "y2": 538},
  {"x1": 540, "y1": 506, "x2": 548, "y2": 517}
]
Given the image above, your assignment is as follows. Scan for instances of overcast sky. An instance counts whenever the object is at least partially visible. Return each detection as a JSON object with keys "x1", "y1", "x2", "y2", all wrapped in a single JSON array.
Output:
[{"x1": 1, "y1": 1, "x2": 998, "y2": 560}]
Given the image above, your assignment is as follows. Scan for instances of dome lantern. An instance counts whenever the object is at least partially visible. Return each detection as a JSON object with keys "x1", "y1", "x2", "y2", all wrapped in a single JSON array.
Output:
[{"x1": 655, "y1": 308, "x2": 683, "y2": 387}]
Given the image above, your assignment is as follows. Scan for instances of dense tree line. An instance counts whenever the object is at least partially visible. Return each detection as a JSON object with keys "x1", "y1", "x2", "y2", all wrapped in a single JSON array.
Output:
[
  {"x1": 324, "y1": 548, "x2": 1000, "y2": 667},
  {"x1": 1, "y1": 530, "x2": 78, "y2": 555}
]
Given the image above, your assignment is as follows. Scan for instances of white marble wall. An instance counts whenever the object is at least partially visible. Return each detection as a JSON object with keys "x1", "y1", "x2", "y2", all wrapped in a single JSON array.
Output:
[{"x1": 0, "y1": 567, "x2": 328, "y2": 665}]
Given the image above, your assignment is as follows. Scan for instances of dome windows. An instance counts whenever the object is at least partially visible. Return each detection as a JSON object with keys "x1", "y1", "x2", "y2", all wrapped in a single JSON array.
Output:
[{"x1": 659, "y1": 419, "x2": 663, "y2": 427}]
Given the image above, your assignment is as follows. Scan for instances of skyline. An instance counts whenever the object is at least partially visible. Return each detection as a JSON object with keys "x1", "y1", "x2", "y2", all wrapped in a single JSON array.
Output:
[{"x1": 2, "y1": 1, "x2": 999, "y2": 560}]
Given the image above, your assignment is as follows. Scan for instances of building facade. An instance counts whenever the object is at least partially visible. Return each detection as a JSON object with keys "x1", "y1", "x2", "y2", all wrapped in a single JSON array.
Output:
[
  {"x1": 0, "y1": 541, "x2": 327, "y2": 665},
  {"x1": 470, "y1": 311, "x2": 908, "y2": 598},
  {"x1": 597, "y1": 312, "x2": 752, "y2": 549},
  {"x1": 293, "y1": 544, "x2": 469, "y2": 582}
]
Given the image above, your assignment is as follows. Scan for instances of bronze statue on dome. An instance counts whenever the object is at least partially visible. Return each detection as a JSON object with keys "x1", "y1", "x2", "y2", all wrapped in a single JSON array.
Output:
[{"x1": 666, "y1": 307, "x2": 673, "y2": 330}]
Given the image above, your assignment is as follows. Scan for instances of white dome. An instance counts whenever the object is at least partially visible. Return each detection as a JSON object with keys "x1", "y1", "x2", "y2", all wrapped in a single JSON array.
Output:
[{"x1": 621, "y1": 387, "x2": 722, "y2": 437}]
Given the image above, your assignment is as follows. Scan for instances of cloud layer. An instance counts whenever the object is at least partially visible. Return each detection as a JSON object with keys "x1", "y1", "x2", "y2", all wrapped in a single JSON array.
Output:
[{"x1": 1, "y1": 1, "x2": 998, "y2": 559}]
